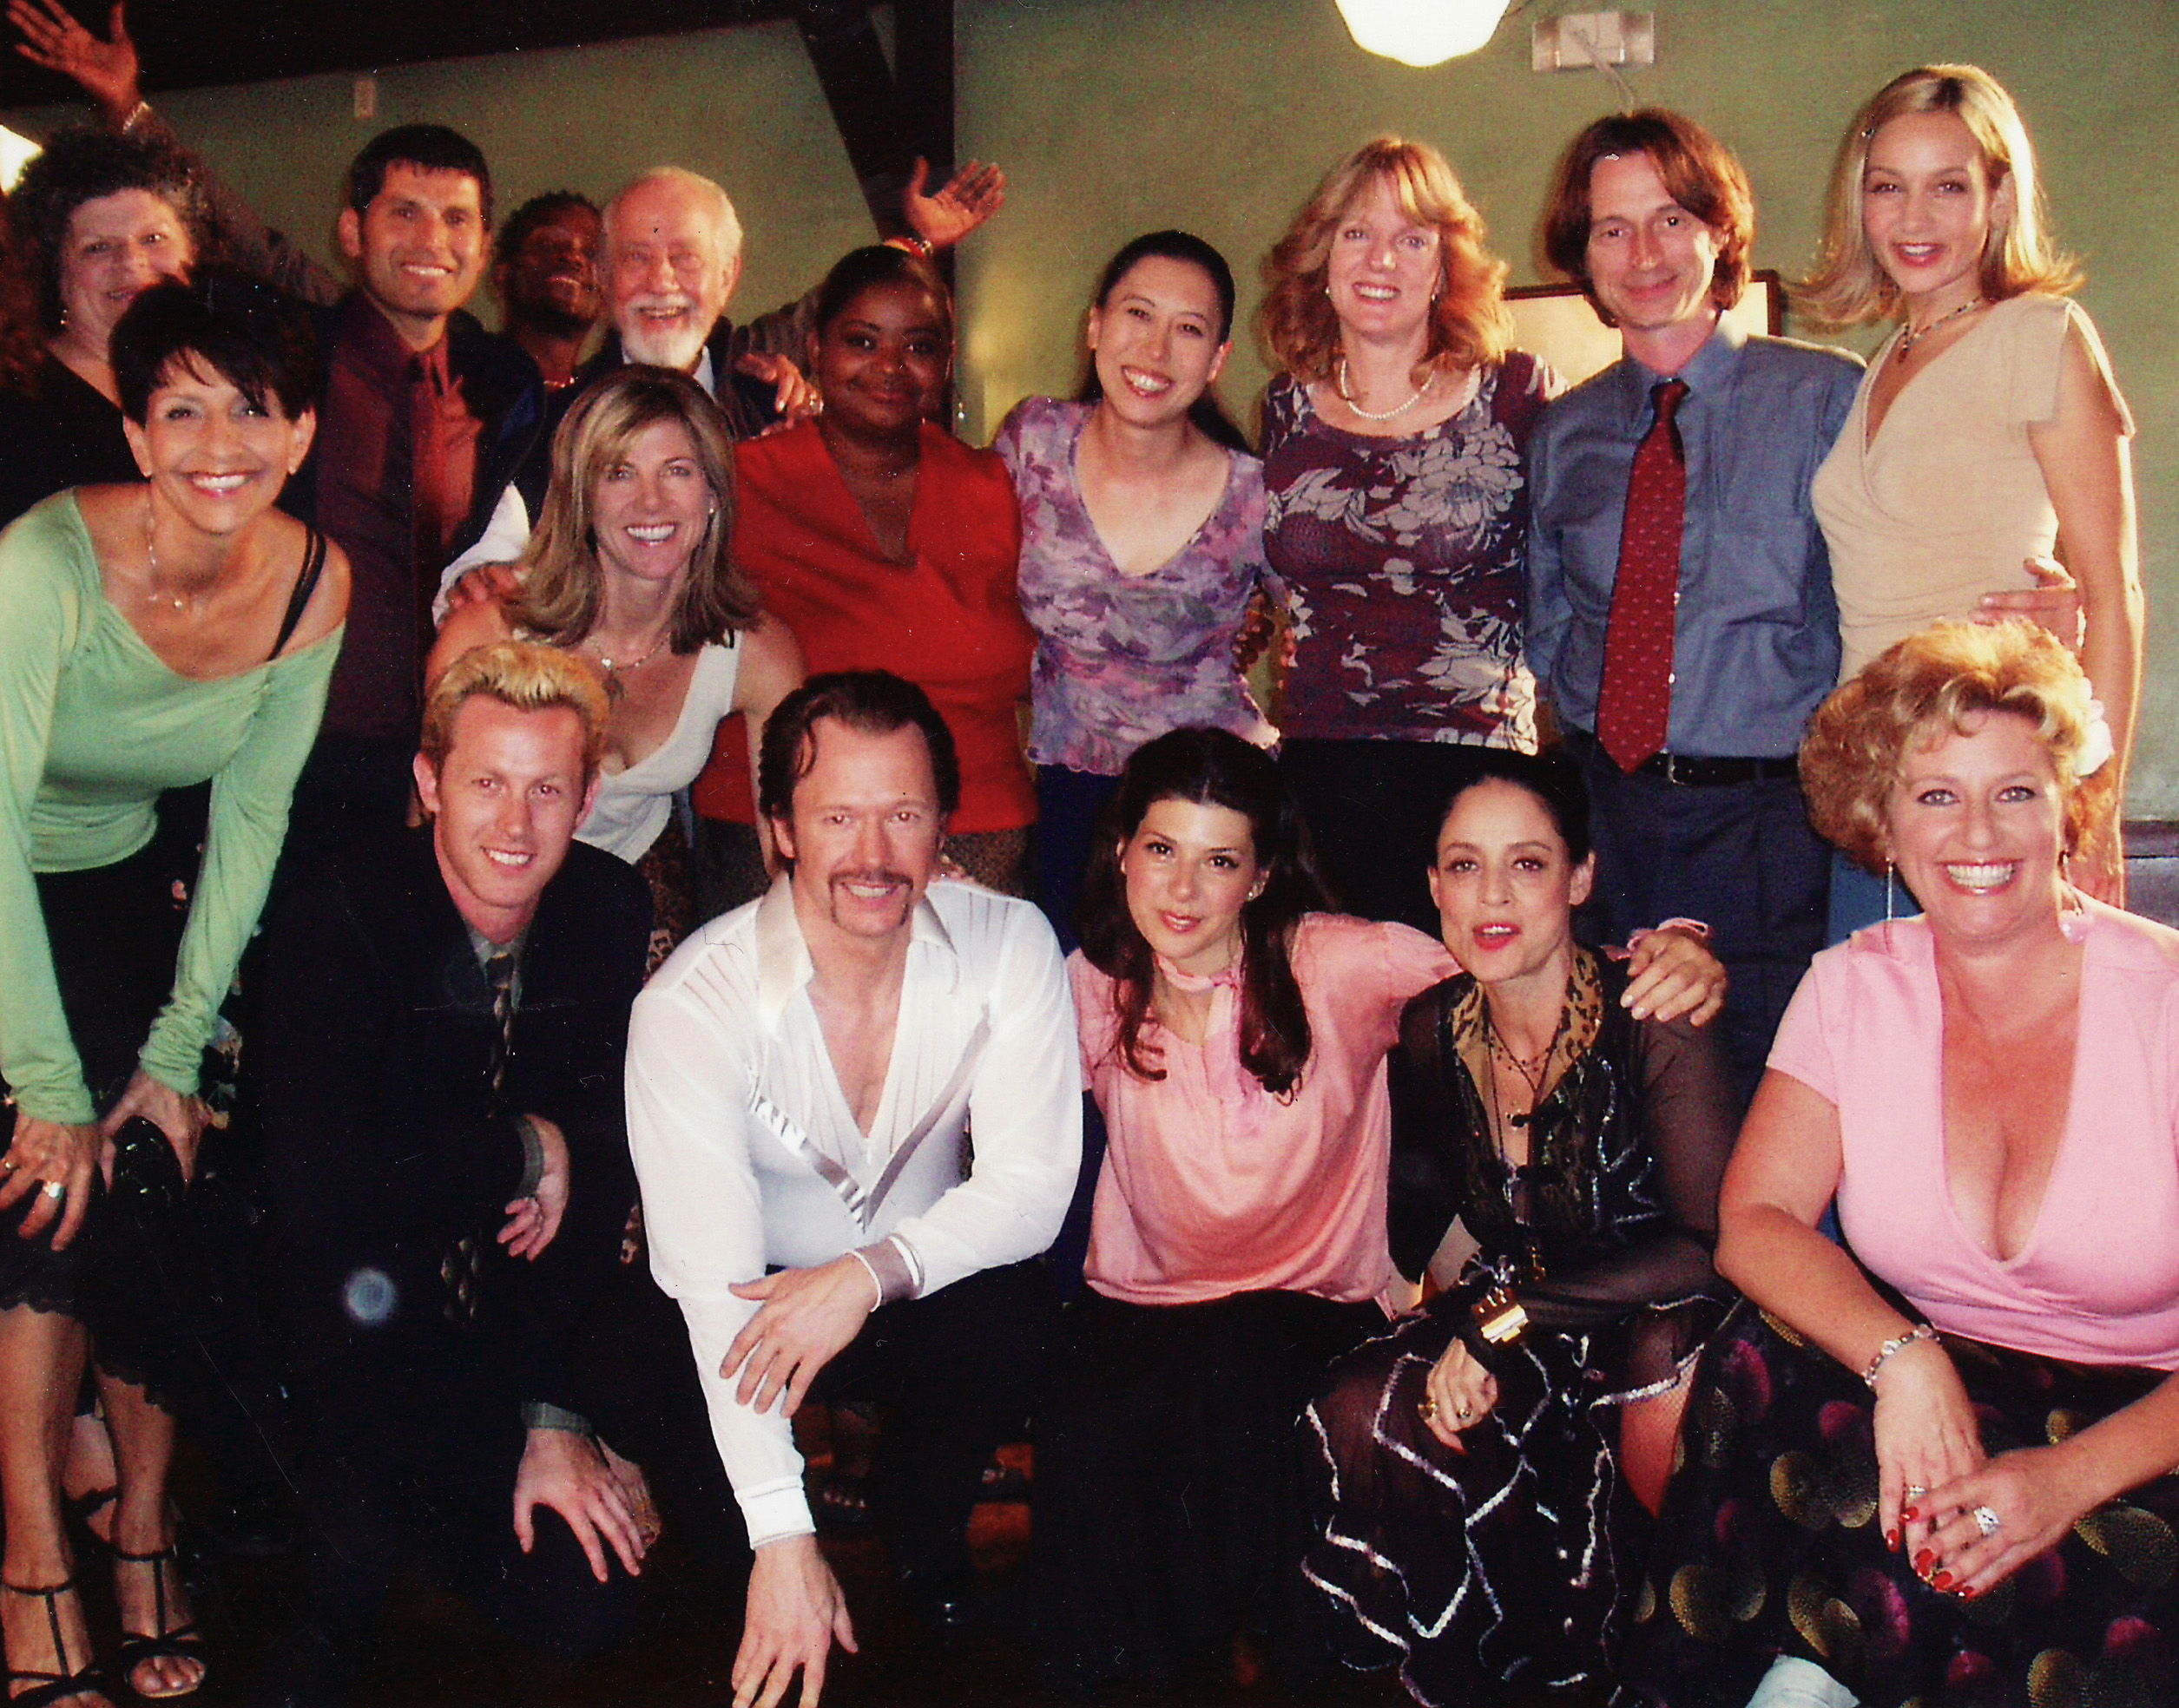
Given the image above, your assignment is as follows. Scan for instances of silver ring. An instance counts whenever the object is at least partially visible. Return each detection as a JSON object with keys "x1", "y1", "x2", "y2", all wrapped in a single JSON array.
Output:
[
  {"x1": 1456, "y1": 1403, "x2": 1473, "y2": 1420},
  {"x1": 1905, "y1": 1484, "x2": 1929, "y2": 1501},
  {"x1": 40, "y1": 1179, "x2": 63, "y2": 1200},
  {"x1": 1417, "y1": 1396, "x2": 1437, "y2": 1423},
  {"x1": 1972, "y1": 1504, "x2": 2002, "y2": 1539}
]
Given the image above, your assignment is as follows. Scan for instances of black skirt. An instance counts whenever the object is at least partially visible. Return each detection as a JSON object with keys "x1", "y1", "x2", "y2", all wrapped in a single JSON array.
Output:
[
  {"x1": 1303, "y1": 1275, "x2": 1656, "y2": 1702},
  {"x1": 1030, "y1": 1285, "x2": 1383, "y2": 1693},
  {"x1": 1615, "y1": 1302, "x2": 2179, "y2": 1708},
  {"x1": 0, "y1": 842, "x2": 192, "y2": 1399}
]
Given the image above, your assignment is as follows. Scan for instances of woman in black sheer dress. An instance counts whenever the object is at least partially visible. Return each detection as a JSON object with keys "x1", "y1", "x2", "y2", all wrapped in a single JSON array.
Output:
[{"x1": 1302, "y1": 750, "x2": 1736, "y2": 1704}]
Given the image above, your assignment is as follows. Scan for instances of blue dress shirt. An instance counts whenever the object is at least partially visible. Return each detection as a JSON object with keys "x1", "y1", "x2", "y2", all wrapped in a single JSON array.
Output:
[{"x1": 1524, "y1": 319, "x2": 1862, "y2": 759}]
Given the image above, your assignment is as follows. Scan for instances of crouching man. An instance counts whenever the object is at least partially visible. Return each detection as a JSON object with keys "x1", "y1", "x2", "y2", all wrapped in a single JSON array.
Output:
[{"x1": 629, "y1": 672, "x2": 1078, "y2": 1707}]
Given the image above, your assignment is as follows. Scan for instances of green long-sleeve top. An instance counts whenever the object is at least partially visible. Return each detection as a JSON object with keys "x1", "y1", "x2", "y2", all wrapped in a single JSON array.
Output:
[{"x1": 0, "y1": 493, "x2": 341, "y2": 1123}]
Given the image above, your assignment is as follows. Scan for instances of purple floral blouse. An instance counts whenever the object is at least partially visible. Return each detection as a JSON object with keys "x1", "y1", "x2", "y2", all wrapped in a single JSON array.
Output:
[
  {"x1": 1261, "y1": 355, "x2": 1552, "y2": 746},
  {"x1": 995, "y1": 397, "x2": 1278, "y2": 777}
]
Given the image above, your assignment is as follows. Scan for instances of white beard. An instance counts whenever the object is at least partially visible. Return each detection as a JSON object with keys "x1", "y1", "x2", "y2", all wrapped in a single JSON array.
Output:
[{"x1": 619, "y1": 303, "x2": 711, "y2": 371}]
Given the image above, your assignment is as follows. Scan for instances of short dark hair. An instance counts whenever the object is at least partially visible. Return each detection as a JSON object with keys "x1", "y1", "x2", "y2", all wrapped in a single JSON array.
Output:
[
  {"x1": 346, "y1": 124, "x2": 492, "y2": 227},
  {"x1": 1539, "y1": 108, "x2": 1754, "y2": 323},
  {"x1": 758, "y1": 671, "x2": 962, "y2": 830},
  {"x1": 1076, "y1": 727, "x2": 1332, "y2": 1097},
  {"x1": 811, "y1": 245, "x2": 952, "y2": 348},
  {"x1": 11, "y1": 127, "x2": 208, "y2": 334},
  {"x1": 111, "y1": 268, "x2": 321, "y2": 424},
  {"x1": 1435, "y1": 749, "x2": 1594, "y2": 865},
  {"x1": 497, "y1": 190, "x2": 597, "y2": 262}
]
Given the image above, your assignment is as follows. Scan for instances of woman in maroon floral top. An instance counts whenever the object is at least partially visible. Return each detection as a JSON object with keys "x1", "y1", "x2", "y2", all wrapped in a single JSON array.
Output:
[{"x1": 1261, "y1": 136, "x2": 1555, "y2": 932}]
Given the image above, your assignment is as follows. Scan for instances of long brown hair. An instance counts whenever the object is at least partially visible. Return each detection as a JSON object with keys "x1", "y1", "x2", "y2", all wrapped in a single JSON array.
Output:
[
  {"x1": 1259, "y1": 136, "x2": 1510, "y2": 384},
  {"x1": 1076, "y1": 728, "x2": 1333, "y2": 1098},
  {"x1": 508, "y1": 365, "x2": 760, "y2": 652}
]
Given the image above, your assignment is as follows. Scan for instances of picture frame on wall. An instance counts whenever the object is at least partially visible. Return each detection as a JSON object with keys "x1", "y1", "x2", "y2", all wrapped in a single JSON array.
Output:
[{"x1": 1504, "y1": 270, "x2": 1787, "y2": 386}]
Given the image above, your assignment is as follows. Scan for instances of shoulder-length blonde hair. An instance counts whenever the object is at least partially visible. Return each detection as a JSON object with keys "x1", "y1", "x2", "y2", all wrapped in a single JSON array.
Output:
[
  {"x1": 1798, "y1": 64, "x2": 2079, "y2": 331},
  {"x1": 1259, "y1": 136, "x2": 1510, "y2": 383},
  {"x1": 508, "y1": 365, "x2": 760, "y2": 652},
  {"x1": 1800, "y1": 619, "x2": 2093, "y2": 874}
]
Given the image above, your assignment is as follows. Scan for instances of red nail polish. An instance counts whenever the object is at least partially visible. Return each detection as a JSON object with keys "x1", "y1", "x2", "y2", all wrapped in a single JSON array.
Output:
[
  {"x1": 1914, "y1": 1549, "x2": 1933, "y2": 1573},
  {"x1": 1902, "y1": 1503, "x2": 1920, "y2": 1521},
  {"x1": 1961, "y1": 1585, "x2": 1978, "y2": 1600},
  {"x1": 1933, "y1": 1571, "x2": 1953, "y2": 1591},
  {"x1": 1886, "y1": 1529, "x2": 1899, "y2": 1550}
]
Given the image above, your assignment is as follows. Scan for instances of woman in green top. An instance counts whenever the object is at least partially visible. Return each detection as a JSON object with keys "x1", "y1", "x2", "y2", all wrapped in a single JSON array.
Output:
[{"x1": 0, "y1": 272, "x2": 346, "y2": 1706}]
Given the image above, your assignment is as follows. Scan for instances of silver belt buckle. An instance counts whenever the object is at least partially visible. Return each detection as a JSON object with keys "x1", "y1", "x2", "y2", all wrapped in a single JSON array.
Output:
[{"x1": 1658, "y1": 752, "x2": 1689, "y2": 785}]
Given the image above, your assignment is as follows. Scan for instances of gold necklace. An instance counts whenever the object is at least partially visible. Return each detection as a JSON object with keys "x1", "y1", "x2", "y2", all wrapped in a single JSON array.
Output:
[
  {"x1": 1895, "y1": 296, "x2": 1985, "y2": 365},
  {"x1": 142, "y1": 494, "x2": 202, "y2": 615}
]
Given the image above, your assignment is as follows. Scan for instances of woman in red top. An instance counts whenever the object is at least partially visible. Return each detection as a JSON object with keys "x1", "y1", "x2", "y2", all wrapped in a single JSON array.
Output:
[{"x1": 691, "y1": 246, "x2": 1034, "y2": 906}]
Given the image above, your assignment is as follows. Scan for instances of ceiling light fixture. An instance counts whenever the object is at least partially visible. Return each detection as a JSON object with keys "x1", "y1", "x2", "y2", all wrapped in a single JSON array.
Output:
[{"x1": 1335, "y1": 0, "x2": 1513, "y2": 66}]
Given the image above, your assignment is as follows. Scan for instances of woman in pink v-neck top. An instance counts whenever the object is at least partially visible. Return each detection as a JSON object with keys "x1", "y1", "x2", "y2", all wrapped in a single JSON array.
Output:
[{"x1": 1623, "y1": 622, "x2": 2179, "y2": 1708}]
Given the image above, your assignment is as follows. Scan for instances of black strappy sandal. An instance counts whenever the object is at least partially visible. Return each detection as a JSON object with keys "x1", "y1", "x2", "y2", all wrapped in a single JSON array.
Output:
[
  {"x1": 2, "y1": 1577, "x2": 111, "y2": 1708},
  {"x1": 111, "y1": 1547, "x2": 206, "y2": 1702}
]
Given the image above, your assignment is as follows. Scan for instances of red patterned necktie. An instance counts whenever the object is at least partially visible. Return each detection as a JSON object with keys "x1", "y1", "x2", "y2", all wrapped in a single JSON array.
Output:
[{"x1": 1595, "y1": 378, "x2": 1691, "y2": 773}]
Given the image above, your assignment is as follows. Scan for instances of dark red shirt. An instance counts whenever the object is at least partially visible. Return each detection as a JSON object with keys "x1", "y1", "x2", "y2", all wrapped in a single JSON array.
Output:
[{"x1": 313, "y1": 294, "x2": 484, "y2": 741}]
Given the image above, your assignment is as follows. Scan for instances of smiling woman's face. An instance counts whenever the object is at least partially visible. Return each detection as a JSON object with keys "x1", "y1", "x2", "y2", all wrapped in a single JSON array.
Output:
[{"x1": 1120, "y1": 796, "x2": 1262, "y2": 981}]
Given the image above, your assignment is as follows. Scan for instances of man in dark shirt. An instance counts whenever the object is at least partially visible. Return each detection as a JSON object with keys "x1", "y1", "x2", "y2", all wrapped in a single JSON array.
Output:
[
  {"x1": 283, "y1": 126, "x2": 545, "y2": 864},
  {"x1": 492, "y1": 191, "x2": 605, "y2": 392},
  {"x1": 253, "y1": 640, "x2": 652, "y2": 1705}
]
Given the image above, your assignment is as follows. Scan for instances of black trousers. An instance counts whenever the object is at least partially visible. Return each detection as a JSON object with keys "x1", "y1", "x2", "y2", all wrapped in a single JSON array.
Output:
[
  {"x1": 285, "y1": 1322, "x2": 638, "y2": 1663},
  {"x1": 809, "y1": 1258, "x2": 1057, "y2": 1583}
]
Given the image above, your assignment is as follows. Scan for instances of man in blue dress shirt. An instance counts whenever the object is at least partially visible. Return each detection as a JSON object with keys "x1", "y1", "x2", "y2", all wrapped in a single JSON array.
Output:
[{"x1": 1524, "y1": 109, "x2": 1861, "y2": 1101}]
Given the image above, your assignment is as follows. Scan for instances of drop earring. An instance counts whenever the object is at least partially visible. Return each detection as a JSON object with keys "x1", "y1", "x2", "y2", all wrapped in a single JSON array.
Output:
[{"x1": 1884, "y1": 860, "x2": 1897, "y2": 923}]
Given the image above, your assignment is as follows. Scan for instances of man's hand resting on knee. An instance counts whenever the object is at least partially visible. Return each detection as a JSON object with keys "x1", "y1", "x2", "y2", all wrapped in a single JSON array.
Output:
[
  {"x1": 512, "y1": 1427, "x2": 648, "y2": 1583},
  {"x1": 736, "y1": 1534, "x2": 857, "y2": 1708},
  {"x1": 723, "y1": 1255, "x2": 884, "y2": 1414}
]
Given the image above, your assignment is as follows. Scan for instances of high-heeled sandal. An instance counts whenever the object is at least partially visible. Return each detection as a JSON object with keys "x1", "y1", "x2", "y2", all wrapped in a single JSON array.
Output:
[
  {"x1": 2, "y1": 1576, "x2": 111, "y2": 1708},
  {"x1": 111, "y1": 1547, "x2": 206, "y2": 1702}
]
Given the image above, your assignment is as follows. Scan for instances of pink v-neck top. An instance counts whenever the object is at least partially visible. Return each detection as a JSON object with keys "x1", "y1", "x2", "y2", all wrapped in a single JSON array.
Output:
[
  {"x1": 1770, "y1": 901, "x2": 2179, "y2": 1370},
  {"x1": 1072, "y1": 913, "x2": 1455, "y2": 1309}
]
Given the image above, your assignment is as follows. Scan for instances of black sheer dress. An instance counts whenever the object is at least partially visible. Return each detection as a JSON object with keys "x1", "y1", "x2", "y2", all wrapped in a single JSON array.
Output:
[{"x1": 1302, "y1": 950, "x2": 1735, "y2": 1703}]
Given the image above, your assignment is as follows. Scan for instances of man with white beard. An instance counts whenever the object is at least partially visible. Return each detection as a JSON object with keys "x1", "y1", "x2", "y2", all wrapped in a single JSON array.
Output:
[{"x1": 446, "y1": 161, "x2": 1004, "y2": 582}]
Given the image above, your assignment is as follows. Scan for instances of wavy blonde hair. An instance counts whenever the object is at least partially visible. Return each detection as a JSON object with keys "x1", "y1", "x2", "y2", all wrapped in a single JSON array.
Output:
[
  {"x1": 506, "y1": 366, "x2": 760, "y2": 654},
  {"x1": 1800, "y1": 620, "x2": 2093, "y2": 874},
  {"x1": 1798, "y1": 64, "x2": 2079, "y2": 331},
  {"x1": 1260, "y1": 136, "x2": 1510, "y2": 384},
  {"x1": 420, "y1": 640, "x2": 612, "y2": 776}
]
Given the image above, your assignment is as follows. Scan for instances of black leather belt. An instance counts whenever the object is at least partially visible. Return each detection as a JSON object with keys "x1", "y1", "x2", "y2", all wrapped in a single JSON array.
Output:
[{"x1": 1563, "y1": 728, "x2": 1799, "y2": 788}]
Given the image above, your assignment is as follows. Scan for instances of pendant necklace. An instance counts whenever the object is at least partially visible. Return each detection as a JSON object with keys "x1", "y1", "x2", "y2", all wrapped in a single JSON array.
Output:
[
  {"x1": 589, "y1": 628, "x2": 670, "y2": 696},
  {"x1": 1894, "y1": 296, "x2": 1985, "y2": 365},
  {"x1": 142, "y1": 494, "x2": 202, "y2": 615}
]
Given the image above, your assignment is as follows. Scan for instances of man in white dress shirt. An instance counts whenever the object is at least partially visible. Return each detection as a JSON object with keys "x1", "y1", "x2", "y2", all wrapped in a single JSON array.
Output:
[{"x1": 628, "y1": 672, "x2": 1078, "y2": 1708}]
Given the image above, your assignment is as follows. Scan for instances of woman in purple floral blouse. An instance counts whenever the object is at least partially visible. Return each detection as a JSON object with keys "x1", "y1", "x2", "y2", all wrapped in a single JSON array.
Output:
[
  {"x1": 995, "y1": 231, "x2": 1280, "y2": 951},
  {"x1": 1261, "y1": 137, "x2": 1556, "y2": 933}
]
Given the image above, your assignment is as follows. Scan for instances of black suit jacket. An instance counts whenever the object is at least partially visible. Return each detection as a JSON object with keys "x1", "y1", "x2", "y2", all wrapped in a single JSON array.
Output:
[{"x1": 254, "y1": 827, "x2": 650, "y2": 1416}]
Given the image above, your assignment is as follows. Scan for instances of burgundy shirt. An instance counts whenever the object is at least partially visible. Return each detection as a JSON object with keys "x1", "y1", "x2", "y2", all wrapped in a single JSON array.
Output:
[{"x1": 313, "y1": 294, "x2": 484, "y2": 741}]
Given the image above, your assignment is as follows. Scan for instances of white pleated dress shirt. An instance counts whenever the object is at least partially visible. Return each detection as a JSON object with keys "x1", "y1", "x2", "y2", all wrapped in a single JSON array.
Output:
[{"x1": 627, "y1": 875, "x2": 1082, "y2": 1547}]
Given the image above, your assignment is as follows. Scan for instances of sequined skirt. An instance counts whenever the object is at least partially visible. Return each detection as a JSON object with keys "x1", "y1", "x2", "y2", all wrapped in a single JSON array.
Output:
[{"x1": 1616, "y1": 1302, "x2": 2179, "y2": 1708}]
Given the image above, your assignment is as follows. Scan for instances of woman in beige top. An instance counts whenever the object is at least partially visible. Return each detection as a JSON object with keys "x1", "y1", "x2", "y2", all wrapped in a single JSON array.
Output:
[{"x1": 1804, "y1": 64, "x2": 2139, "y2": 903}]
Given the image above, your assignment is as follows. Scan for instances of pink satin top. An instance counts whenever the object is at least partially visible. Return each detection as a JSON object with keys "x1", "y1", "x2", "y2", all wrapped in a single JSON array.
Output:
[{"x1": 1071, "y1": 914, "x2": 1453, "y2": 1309}]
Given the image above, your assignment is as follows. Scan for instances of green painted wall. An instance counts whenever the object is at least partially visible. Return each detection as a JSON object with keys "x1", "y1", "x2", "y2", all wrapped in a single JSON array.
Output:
[{"x1": 10, "y1": 1, "x2": 2176, "y2": 806}]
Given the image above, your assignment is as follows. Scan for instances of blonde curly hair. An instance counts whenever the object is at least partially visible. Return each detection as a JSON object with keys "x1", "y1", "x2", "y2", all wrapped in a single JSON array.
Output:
[{"x1": 1800, "y1": 620, "x2": 2092, "y2": 875}]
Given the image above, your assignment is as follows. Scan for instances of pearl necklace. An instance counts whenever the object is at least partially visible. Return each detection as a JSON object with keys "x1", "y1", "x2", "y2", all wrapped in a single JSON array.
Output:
[
  {"x1": 1894, "y1": 296, "x2": 1985, "y2": 365},
  {"x1": 1335, "y1": 357, "x2": 1437, "y2": 422}
]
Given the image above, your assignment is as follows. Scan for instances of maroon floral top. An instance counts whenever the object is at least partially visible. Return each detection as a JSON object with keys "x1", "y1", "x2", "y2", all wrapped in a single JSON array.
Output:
[{"x1": 1261, "y1": 354, "x2": 1553, "y2": 746}]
